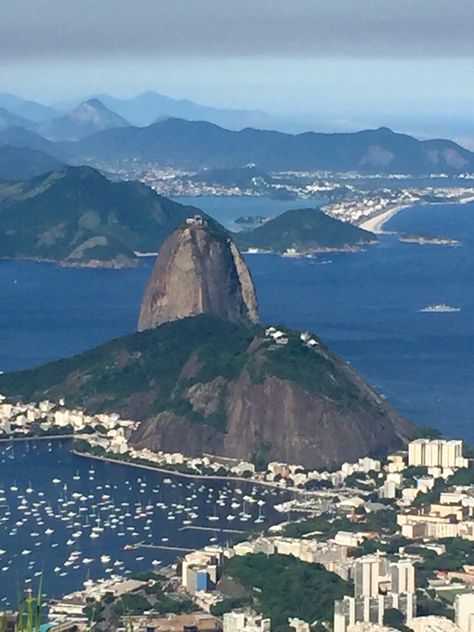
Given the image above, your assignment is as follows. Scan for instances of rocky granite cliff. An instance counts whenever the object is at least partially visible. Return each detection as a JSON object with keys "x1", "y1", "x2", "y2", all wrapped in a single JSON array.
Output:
[{"x1": 138, "y1": 217, "x2": 259, "y2": 330}]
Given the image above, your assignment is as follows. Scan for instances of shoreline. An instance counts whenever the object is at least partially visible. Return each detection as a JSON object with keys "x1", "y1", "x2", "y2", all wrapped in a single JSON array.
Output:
[
  {"x1": 359, "y1": 195, "x2": 474, "y2": 234},
  {"x1": 0, "y1": 255, "x2": 137, "y2": 270},
  {"x1": 358, "y1": 204, "x2": 414, "y2": 234},
  {"x1": 71, "y1": 450, "x2": 303, "y2": 493},
  {"x1": 0, "y1": 434, "x2": 75, "y2": 443},
  {"x1": 242, "y1": 241, "x2": 377, "y2": 258}
]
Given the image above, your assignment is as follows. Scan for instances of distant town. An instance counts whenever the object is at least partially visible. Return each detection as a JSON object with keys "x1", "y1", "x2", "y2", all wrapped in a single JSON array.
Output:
[{"x1": 96, "y1": 163, "x2": 474, "y2": 229}]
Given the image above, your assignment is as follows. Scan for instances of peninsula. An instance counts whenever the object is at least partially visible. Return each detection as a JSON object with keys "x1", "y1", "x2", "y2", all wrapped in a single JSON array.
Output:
[{"x1": 0, "y1": 217, "x2": 411, "y2": 469}]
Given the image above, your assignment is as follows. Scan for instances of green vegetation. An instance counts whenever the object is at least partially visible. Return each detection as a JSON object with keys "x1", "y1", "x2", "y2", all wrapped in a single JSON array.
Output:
[
  {"x1": 113, "y1": 593, "x2": 152, "y2": 616},
  {"x1": 258, "y1": 333, "x2": 384, "y2": 415},
  {"x1": 448, "y1": 464, "x2": 474, "y2": 486},
  {"x1": 0, "y1": 582, "x2": 94, "y2": 631},
  {"x1": 0, "y1": 314, "x2": 392, "y2": 439},
  {"x1": 412, "y1": 478, "x2": 446, "y2": 507},
  {"x1": 210, "y1": 596, "x2": 252, "y2": 616},
  {"x1": 235, "y1": 208, "x2": 376, "y2": 253},
  {"x1": 220, "y1": 554, "x2": 350, "y2": 632},
  {"x1": 416, "y1": 593, "x2": 454, "y2": 620},
  {"x1": 283, "y1": 509, "x2": 398, "y2": 539},
  {"x1": 143, "y1": 584, "x2": 194, "y2": 614},
  {"x1": 418, "y1": 538, "x2": 474, "y2": 574},
  {"x1": 412, "y1": 426, "x2": 443, "y2": 439},
  {"x1": 253, "y1": 441, "x2": 272, "y2": 471},
  {"x1": 0, "y1": 315, "x2": 257, "y2": 431},
  {"x1": 383, "y1": 608, "x2": 411, "y2": 632},
  {"x1": 0, "y1": 165, "x2": 203, "y2": 265}
]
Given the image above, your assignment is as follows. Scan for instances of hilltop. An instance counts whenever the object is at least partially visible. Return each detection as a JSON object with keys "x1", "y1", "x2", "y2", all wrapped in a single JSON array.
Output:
[
  {"x1": 0, "y1": 166, "x2": 202, "y2": 267},
  {"x1": 235, "y1": 208, "x2": 376, "y2": 254},
  {"x1": 139, "y1": 217, "x2": 259, "y2": 330},
  {"x1": 0, "y1": 314, "x2": 412, "y2": 469},
  {"x1": 37, "y1": 99, "x2": 130, "y2": 141}
]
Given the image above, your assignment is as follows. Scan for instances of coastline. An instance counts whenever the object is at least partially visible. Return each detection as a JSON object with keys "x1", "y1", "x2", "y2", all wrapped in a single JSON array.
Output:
[
  {"x1": 358, "y1": 204, "x2": 414, "y2": 234},
  {"x1": 72, "y1": 449, "x2": 303, "y2": 493},
  {"x1": 0, "y1": 433, "x2": 75, "y2": 443},
  {"x1": 0, "y1": 255, "x2": 138, "y2": 270},
  {"x1": 359, "y1": 195, "x2": 474, "y2": 235},
  {"x1": 242, "y1": 241, "x2": 377, "y2": 258}
]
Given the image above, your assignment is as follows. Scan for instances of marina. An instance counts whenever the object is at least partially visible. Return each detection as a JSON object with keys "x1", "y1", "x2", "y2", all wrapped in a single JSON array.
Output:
[{"x1": 0, "y1": 439, "x2": 290, "y2": 606}]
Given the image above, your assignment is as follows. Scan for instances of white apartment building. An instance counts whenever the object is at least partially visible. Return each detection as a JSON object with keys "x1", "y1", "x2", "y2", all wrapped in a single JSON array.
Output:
[
  {"x1": 223, "y1": 611, "x2": 271, "y2": 632},
  {"x1": 408, "y1": 439, "x2": 467, "y2": 469},
  {"x1": 390, "y1": 559, "x2": 416, "y2": 594},
  {"x1": 455, "y1": 593, "x2": 474, "y2": 632},
  {"x1": 354, "y1": 556, "x2": 380, "y2": 598}
]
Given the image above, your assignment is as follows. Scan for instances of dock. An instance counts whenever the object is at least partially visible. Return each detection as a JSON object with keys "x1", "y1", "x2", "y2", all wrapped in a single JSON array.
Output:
[
  {"x1": 129, "y1": 542, "x2": 196, "y2": 553},
  {"x1": 179, "y1": 525, "x2": 246, "y2": 534}
]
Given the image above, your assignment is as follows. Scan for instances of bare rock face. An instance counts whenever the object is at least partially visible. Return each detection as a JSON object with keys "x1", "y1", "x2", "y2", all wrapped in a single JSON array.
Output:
[
  {"x1": 131, "y1": 348, "x2": 412, "y2": 470},
  {"x1": 138, "y1": 217, "x2": 259, "y2": 331}
]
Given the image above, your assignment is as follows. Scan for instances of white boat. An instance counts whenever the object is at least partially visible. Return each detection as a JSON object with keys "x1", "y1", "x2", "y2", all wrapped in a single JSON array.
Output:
[{"x1": 419, "y1": 304, "x2": 461, "y2": 313}]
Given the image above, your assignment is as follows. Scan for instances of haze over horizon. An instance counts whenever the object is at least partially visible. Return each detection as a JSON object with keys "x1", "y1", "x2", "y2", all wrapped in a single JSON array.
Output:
[{"x1": 2, "y1": 0, "x2": 474, "y2": 145}]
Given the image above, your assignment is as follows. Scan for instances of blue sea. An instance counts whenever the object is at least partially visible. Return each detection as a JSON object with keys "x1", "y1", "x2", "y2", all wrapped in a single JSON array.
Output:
[
  {"x1": 173, "y1": 195, "x2": 323, "y2": 230},
  {"x1": 0, "y1": 197, "x2": 473, "y2": 602},
  {"x1": 0, "y1": 199, "x2": 472, "y2": 441},
  {"x1": 0, "y1": 441, "x2": 288, "y2": 605}
]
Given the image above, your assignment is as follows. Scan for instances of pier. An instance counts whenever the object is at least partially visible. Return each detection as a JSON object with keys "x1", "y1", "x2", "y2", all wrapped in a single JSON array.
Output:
[
  {"x1": 128, "y1": 542, "x2": 196, "y2": 553},
  {"x1": 179, "y1": 525, "x2": 246, "y2": 534}
]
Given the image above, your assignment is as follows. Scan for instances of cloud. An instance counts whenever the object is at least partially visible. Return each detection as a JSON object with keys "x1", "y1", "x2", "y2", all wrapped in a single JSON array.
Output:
[{"x1": 1, "y1": 0, "x2": 473, "y2": 60}]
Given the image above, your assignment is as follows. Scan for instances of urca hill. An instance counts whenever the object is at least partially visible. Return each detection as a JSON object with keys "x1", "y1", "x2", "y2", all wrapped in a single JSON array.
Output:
[{"x1": 0, "y1": 219, "x2": 412, "y2": 469}]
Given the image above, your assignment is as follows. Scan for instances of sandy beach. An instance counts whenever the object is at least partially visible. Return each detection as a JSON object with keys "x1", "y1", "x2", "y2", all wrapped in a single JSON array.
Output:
[
  {"x1": 360, "y1": 195, "x2": 474, "y2": 234},
  {"x1": 359, "y1": 204, "x2": 414, "y2": 234}
]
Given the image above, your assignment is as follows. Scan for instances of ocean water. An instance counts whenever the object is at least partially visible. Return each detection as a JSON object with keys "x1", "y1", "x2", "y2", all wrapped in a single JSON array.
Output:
[
  {"x1": 0, "y1": 202, "x2": 473, "y2": 441},
  {"x1": 1, "y1": 201, "x2": 473, "y2": 440},
  {"x1": 0, "y1": 198, "x2": 473, "y2": 601},
  {"x1": 173, "y1": 195, "x2": 322, "y2": 230},
  {"x1": 0, "y1": 440, "x2": 288, "y2": 605}
]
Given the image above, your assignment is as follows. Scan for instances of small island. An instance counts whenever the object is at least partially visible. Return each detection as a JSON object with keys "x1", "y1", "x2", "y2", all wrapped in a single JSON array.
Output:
[{"x1": 235, "y1": 208, "x2": 377, "y2": 256}]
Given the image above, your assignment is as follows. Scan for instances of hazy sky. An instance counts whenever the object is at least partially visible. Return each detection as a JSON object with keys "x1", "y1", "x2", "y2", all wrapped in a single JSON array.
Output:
[{"x1": 2, "y1": 0, "x2": 474, "y2": 137}]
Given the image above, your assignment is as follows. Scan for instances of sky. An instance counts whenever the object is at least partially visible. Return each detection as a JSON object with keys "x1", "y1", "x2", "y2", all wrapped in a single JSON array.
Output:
[{"x1": 2, "y1": 0, "x2": 474, "y2": 141}]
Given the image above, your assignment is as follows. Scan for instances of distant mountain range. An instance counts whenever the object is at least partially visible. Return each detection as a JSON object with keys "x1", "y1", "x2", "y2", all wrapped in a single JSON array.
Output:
[
  {"x1": 55, "y1": 91, "x2": 276, "y2": 130},
  {"x1": 0, "y1": 93, "x2": 60, "y2": 122},
  {"x1": 0, "y1": 107, "x2": 34, "y2": 133},
  {"x1": 1, "y1": 92, "x2": 474, "y2": 175},
  {"x1": 63, "y1": 118, "x2": 474, "y2": 175},
  {"x1": 35, "y1": 99, "x2": 130, "y2": 142},
  {"x1": 0, "y1": 96, "x2": 130, "y2": 142},
  {"x1": 0, "y1": 126, "x2": 57, "y2": 155}
]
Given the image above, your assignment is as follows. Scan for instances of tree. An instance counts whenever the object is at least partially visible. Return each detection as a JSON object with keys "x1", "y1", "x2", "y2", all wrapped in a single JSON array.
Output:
[{"x1": 383, "y1": 608, "x2": 411, "y2": 632}]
